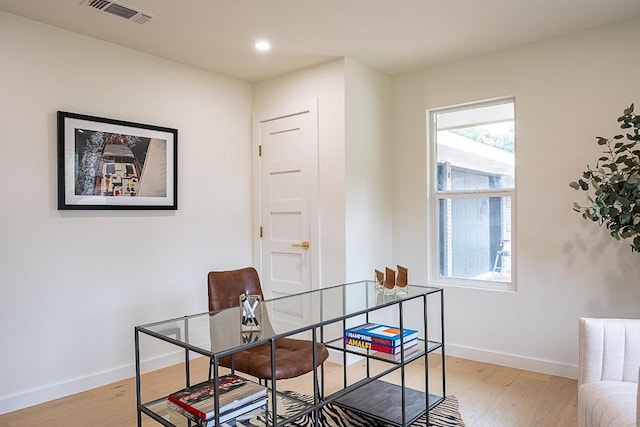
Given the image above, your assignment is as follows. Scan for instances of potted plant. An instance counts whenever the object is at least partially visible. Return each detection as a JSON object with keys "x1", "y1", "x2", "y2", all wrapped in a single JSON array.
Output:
[{"x1": 569, "y1": 104, "x2": 640, "y2": 252}]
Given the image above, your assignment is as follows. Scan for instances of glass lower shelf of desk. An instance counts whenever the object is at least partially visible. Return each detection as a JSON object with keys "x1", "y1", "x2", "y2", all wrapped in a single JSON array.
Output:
[
  {"x1": 144, "y1": 383, "x2": 442, "y2": 427},
  {"x1": 143, "y1": 388, "x2": 319, "y2": 427}
]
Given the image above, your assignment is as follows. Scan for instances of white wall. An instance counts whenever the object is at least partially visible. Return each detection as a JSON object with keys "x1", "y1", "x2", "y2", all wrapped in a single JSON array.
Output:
[
  {"x1": 252, "y1": 60, "x2": 347, "y2": 288},
  {"x1": 392, "y1": 18, "x2": 640, "y2": 378},
  {"x1": 0, "y1": 11, "x2": 253, "y2": 413},
  {"x1": 345, "y1": 59, "x2": 393, "y2": 282},
  {"x1": 4, "y1": 6, "x2": 640, "y2": 416}
]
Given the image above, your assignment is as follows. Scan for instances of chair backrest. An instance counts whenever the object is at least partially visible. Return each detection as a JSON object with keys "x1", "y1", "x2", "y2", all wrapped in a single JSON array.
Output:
[
  {"x1": 207, "y1": 267, "x2": 264, "y2": 312},
  {"x1": 579, "y1": 317, "x2": 640, "y2": 385}
]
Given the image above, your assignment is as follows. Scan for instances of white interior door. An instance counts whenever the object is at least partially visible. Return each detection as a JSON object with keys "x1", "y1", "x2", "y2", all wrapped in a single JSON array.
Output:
[{"x1": 254, "y1": 103, "x2": 319, "y2": 307}]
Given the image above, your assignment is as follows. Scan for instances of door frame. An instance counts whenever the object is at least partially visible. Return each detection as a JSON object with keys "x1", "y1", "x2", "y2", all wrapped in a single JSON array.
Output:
[{"x1": 252, "y1": 100, "x2": 320, "y2": 293}]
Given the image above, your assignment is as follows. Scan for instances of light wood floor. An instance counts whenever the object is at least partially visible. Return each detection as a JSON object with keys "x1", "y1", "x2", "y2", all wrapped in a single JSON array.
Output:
[{"x1": 0, "y1": 355, "x2": 577, "y2": 427}]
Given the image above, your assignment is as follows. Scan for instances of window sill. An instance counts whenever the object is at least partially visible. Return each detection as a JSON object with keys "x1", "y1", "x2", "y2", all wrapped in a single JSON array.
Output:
[{"x1": 428, "y1": 277, "x2": 516, "y2": 292}]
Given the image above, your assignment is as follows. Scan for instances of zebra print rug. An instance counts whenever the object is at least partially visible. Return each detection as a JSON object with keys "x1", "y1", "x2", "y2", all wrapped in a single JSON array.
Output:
[{"x1": 245, "y1": 391, "x2": 465, "y2": 427}]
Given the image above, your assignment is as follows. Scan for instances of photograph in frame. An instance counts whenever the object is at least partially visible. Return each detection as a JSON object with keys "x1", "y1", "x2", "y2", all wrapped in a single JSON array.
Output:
[{"x1": 57, "y1": 111, "x2": 178, "y2": 210}]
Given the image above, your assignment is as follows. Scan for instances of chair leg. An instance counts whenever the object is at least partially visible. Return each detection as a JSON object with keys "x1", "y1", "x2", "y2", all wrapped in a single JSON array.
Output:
[
  {"x1": 314, "y1": 376, "x2": 322, "y2": 400},
  {"x1": 208, "y1": 355, "x2": 235, "y2": 381},
  {"x1": 314, "y1": 374, "x2": 326, "y2": 426}
]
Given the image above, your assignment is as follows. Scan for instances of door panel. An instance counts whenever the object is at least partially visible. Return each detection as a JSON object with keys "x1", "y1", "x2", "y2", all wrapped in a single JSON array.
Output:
[
  {"x1": 255, "y1": 107, "x2": 318, "y2": 311},
  {"x1": 270, "y1": 212, "x2": 301, "y2": 241}
]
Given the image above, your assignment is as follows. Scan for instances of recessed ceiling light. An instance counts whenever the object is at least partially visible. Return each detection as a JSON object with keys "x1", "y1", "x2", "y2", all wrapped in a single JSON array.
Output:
[{"x1": 254, "y1": 40, "x2": 271, "y2": 52}]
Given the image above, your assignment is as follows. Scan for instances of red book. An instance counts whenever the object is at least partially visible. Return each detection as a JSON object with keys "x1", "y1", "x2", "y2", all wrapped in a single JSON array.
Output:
[
  {"x1": 167, "y1": 397, "x2": 266, "y2": 426},
  {"x1": 344, "y1": 336, "x2": 418, "y2": 354},
  {"x1": 167, "y1": 374, "x2": 266, "y2": 421}
]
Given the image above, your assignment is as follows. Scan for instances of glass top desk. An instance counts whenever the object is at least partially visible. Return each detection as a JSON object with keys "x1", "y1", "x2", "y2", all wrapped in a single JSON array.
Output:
[{"x1": 135, "y1": 280, "x2": 445, "y2": 426}]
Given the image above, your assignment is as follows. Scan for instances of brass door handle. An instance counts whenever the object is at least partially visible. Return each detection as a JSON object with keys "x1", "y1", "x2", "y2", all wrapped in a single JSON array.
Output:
[{"x1": 292, "y1": 240, "x2": 310, "y2": 249}]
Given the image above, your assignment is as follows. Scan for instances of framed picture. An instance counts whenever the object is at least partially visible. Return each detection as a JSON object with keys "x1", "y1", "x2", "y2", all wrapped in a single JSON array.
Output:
[{"x1": 57, "y1": 111, "x2": 178, "y2": 210}]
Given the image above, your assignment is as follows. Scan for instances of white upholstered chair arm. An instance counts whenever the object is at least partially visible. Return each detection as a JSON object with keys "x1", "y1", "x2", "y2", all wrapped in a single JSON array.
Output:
[
  {"x1": 579, "y1": 318, "x2": 640, "y2": 385},
  {"x1": 578, "y1": 318, "x2": 640, "y2": 427}
]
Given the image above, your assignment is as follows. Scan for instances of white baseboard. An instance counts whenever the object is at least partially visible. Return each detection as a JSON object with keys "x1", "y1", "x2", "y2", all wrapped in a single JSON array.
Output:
[
  {"x1": 0, "y1": 350, "x2": 188, "y2": 415},
  {"x1": 446, "y1": 343, "x2": 578, "y2": 379}
]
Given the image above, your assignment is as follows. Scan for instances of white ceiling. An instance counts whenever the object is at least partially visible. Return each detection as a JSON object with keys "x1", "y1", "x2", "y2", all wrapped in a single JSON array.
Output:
[{"x1": 2, "y1": 0, "x2": 640, "y2": 82}]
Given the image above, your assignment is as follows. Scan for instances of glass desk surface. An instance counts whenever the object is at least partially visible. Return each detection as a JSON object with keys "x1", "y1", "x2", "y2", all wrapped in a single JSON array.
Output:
[{"x1": 136, "y1": 280, "x2": 440, "y2": 356}]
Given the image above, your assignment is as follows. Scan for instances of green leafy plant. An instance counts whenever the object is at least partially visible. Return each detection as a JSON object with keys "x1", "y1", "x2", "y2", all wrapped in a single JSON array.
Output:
[{"x1": 570, "y1": 104, "x2": 640, "y2": 252}]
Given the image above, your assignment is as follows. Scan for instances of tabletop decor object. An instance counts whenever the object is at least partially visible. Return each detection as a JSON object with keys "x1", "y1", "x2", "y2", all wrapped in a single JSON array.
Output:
[
  {"x1": 396, "y1": 265, "x2": 409, "y2": 293},
  {"x1": 374, "y1": 269, "x2": 385, "y2": 292},
  {"x1": 239, "y1": 293, "x2": 262, "y2": 332},
  {"x1": 374, "y1": 266, "x2": 410, "y2": 294},
  {"x1": 384, "y1": 267, "x2": 396, "y2": 294}
]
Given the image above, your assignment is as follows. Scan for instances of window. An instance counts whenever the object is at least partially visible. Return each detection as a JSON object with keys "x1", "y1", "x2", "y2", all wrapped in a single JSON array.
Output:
[{"x1": 428, "y1": 99, "x2": 515, "y2": 290}]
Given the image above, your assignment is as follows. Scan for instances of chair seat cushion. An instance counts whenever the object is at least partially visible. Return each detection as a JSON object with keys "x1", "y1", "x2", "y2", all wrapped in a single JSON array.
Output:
[
  {"x1": 579, "y1": 380, "x2": 637, "y2": 427},
  {"x1": 219, "y1": 338, "x2": 329, "y2": 380}
]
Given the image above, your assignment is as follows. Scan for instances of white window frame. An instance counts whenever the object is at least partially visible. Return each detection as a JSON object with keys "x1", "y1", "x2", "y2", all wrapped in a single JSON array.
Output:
[{"x1": 427, "y1": 97, "x2": 516, "y2": 292}]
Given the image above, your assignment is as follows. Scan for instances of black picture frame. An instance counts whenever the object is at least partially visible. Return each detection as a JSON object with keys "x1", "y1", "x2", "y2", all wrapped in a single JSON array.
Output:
[{"x1": 57, "y1": 111, "x2": 178, "y2": 210}]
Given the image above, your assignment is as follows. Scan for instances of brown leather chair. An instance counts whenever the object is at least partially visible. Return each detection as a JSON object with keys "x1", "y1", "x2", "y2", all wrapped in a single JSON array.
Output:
[{"x1": 207, "y1": 267, "x2": 329, "y2": 381}]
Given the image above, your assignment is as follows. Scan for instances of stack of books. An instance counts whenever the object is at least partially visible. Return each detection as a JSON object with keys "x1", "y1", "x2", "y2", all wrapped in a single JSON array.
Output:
[
  {"x1": 166, "y1": 374, "x2": 267, "y2": 426},
  {"x1": 344, "y1": 322, "x2": 418, "y2": 355}
]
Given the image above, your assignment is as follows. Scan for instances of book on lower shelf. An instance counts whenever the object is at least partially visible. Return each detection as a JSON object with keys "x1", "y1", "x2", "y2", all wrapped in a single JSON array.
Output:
[
  {"x1": 372, "y1": 343, "x2": 422, "y2": 361},
  {"x1": 344, "y1": 336, "x2": 418, "y2": 354},
  {"x1": 166, "y1": 374, "x2": 267, "y2": 423},
  {"x1": 167, "y1": 396, "x2": 267, "y2": 426},
  {"x1": 344, "y1": 322, "x2": 418, "y2": 348}
]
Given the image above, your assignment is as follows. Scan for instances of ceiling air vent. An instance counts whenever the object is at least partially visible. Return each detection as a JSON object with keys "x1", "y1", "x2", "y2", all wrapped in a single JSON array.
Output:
[{"x1": 82, "y1": 0, "x2": 154, "y2": 25}]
